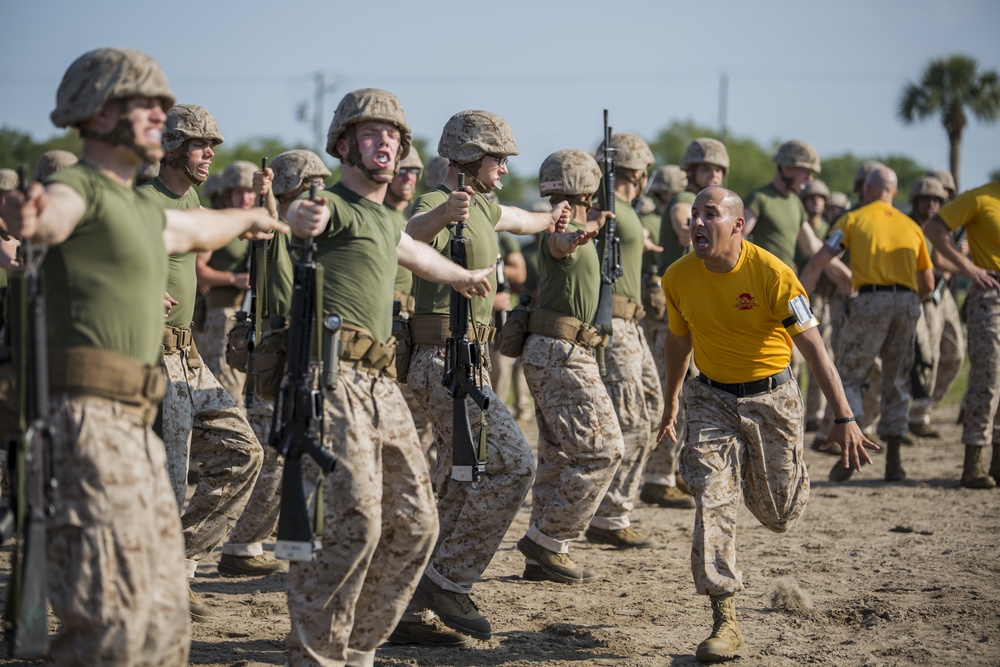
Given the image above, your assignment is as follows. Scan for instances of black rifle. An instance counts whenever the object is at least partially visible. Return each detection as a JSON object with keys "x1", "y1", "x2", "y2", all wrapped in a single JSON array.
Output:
[
  {"x1": 594, "y1": 109, "x2": 622, "y2": 375},
  {"x1": 444, "y1": 174, "x2": 489, "y2": 483},
  {"x1": 3, "y1": 167, "x2": 53, "y2": 658},
  {"x1": 269, "y1": 184, "x2": 335, "y2": 562},
  {"x1": 242, "y1": 156, "x2": 268, "y2": 408},
  {"x1": 493, "y1": 235, "x2": 508, "y2": 331}
]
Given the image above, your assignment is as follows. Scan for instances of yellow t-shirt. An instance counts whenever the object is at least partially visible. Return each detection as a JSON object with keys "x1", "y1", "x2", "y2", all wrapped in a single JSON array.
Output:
[
  {"x1": 832, "y1": 200, "x2": 932, "y2": 291},
  {"x1": 662, "y1": 241, "x2": 818, "y2": 383},
  {"x1": 937, "y1": 180, "x2": 1000, "y2": 273}
]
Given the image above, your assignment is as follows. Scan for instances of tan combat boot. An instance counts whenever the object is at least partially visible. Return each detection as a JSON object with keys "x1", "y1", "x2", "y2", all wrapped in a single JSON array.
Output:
[
  {"x1": 639, "y1": 482, "x2": 696, "y2": 509},
  {"x1": 695, "y1": 593, "x2": 744, "y2": 662},
  {"x1": 960, "y1": 445, "x2": 997, "y2": 489},
  {"x1": 884, "y1": 437, "x2": 906, "y2": 482}
]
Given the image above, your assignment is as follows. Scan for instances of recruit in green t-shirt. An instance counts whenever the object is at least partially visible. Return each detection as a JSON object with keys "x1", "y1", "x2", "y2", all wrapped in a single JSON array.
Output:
[
  {"x1": 142, "y1": 178, "x2": 202, "y2": 328},
  {"x1": 537, "y1": 219, "x2": 600, "y2": 324}
]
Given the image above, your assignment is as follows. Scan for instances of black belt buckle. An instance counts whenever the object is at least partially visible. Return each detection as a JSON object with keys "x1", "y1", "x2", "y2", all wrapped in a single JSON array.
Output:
[{"x1": 699, "y1": 368, "x2": 790, "y2": 398}]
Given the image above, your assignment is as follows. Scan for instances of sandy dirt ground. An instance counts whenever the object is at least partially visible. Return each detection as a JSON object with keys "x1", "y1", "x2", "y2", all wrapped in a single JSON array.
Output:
[{"x1": 2, "y1": 403, "x2": 999, "y2": 666}]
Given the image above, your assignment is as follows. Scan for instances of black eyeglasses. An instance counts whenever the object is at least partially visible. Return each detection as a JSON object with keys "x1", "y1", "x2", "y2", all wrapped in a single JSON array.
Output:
[{"x1": 488, "y1": 155, "x2": 508, "y2": 168}]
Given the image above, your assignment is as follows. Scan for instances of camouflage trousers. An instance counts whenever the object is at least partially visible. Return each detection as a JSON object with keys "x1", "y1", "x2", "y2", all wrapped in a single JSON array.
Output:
[
  {"x1": 804, "y1": 293, "x2": 833, "y2": 424},
  {"x1": 834, "y1": 291, "x2": 919, "y2": 439},
  {"x1": 680, "y1": 378, "x2": 810, "y2": 596},
  {"x1": 400, "y1": 380, "x2": 437, "y2": 474},
  {"x1": 641, "y1": 315, "x2": 685, "y2": 486},
  {"x1": 592, "y1": 318, "x2": 661, "y2": 530},
  {"x1": 192, "y1": 302, "x2": 246, "y2": 410},
  {"x1": 223, "y1": 397, "x2": 281, "y2": 556},
  {"x1": 408, "y1": 344, "x2": 534, "y2": 591},
  {"x1": 911, "y1": 287, "x2": 965, "y2": 426},
  {"x1": 521, "y1": 334, "x2": 624, "y2": 548},
  {"x1": 287, "y1": 367, "x2": 437, "y2": 665},
  {"x1": 161, "y1": 348, "x2": 263, "y2": 574},
  {"x1": 962, "y1": 284, "x2": 1000, "y2": 447},
  {"x1": 47, "y1": 395, "x2": 190, "y2": 666},
  {"x1": 489, "y1": 344, "x2": 533, "y2": 420}
]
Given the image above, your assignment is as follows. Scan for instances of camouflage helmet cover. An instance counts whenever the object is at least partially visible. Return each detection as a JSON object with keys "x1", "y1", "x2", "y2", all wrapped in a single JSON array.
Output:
[
  {"x1": 773, "y1": 139, "x2": 821, "y2": 173},
  {"x1": 0, "y1": 168, "x2": 18, "y2": 191},
  {"x1": 51, "y1": 47, "x2": 175, "y2": 128},
  {"x1": 33, "y1": 150, "x2": 78, "y2": 181},
  {"x1": 220, "y1": 161, "x2": 257, "y2": 191},
  {"x1": 853, "y1": 160, "x2": 885, "y2": 193},
  {"x1": 538, "y1": 148, "x2": 602, "y2": 197},
  {"x1": 162, "y1": 104, "x2": 224, "y2": 153},
  {"x1": 828, "y1": 191, "x2": 851, "y2": 211},
  {"x1": 596, "y1": 132, "x2": 655, "y2": 171},
  {"x1": 909, "y1": 176, "x2": 949, "y2": 203},
  {"x1": 639, "y1": 196, "x2": 657, "y2": 216},
  {"x1": 399, "y1": 145, "x2": 423, "y2": 170},
  {"x1": 438, "y1": 110, "x2": 519, "y2": 164},
  {"x1": 270, "y1": 149, "x2": 331, "y2": 196},
  {"x1": 649, "y1": 164, "x2": 688, "y2": 195},
  {"x1": 925, "y1": 169, "x2": 956, "y2": 195},
  {"x1": 325, "y1": 88, "x2": 411, "y2": 161},
  {"x1": 202, "y1": 172, "x2": 223, "y2": 200},
  {"x1": 424, "y1": 155, "x2": 449, "y2": 189},
  {"x1": 799, "y1": 179, "x2": 830, "y2": 200},
  {"x1": 680, "y1": 138, "x2": 729, "y2": 172}
]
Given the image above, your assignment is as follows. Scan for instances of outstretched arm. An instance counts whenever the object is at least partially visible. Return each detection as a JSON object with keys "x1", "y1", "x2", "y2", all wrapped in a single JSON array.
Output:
[{"x1": 397, "y1": 232, "x2": 492, "y2": 299}]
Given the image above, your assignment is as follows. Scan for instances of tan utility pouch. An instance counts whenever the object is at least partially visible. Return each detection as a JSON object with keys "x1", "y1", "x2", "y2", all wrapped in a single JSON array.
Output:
[
  {"x1": 163, "y1": 325, "x2": 201, "y2": 368},
  {"x1": 612, "y1": 294, "x2": 645, "y2": 323},
  {"x1": 527, "y1": 309, "x2": 608, "y2": 349},
  {"x1": 253, "y1": 325, "x2": 288, "y2": 400},
  {"x1": 339, "y1": 324, "x2": 398, "y2": 379},
  {"x1": 49, "y1": 346, "x2": 165, "y2": 425},
  {"x1": 393, "y1": 289, "x2": 416, "y2": 316},
  {"x1": 225, "y1": 314, "x2": 252, "y2": 373},
  {"x1": 641, "y1": 275, "x2": 667, "y2": 321},
  {"x1": 497, "y1": 305, "x2": 530, "y2": 358}
]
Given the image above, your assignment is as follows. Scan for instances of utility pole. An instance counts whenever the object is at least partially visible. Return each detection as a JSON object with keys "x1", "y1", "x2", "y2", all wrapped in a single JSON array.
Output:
[
  {"x1": 310, "y1": 71, "x2": 337, "y2": 156},
  {"x1": 718, "y1": 71, "x2": 729, "y2": 146}
]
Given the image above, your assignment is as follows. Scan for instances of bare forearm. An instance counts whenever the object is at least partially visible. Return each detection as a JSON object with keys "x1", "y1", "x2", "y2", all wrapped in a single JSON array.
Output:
[
  {"x1": 926, "y1": 218, "x2": 974, "y2": 277},
  {"x1": 664, "y1": 330, "x2": 693, "y2": 405},
  {"x1": 795, "y1": 327, "x2": 852, "y2": 419},
  {"x1": 497, "y1": 206, "x2": 550, "y2": 235},
  {"x1": 406, "y1": 205, "x2": 451, "y2": 243}
]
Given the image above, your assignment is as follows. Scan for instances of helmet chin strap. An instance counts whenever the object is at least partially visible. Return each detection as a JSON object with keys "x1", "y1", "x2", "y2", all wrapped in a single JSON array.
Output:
[
  {"x1": 453, "y1": 158, "x2": 490, "y2": 194},
  {"x1": 777, "y1": 166, "x2": 798, "y2": 192},
  {"x1": 162, "y1": 141, "x2": 207, "y2": 186},
  {"x1": 80, "y1": 104, "x2": 152, "y2": 162},
  {"x1": 344, "y1": 134, "x2": 398, "y2": 184}
]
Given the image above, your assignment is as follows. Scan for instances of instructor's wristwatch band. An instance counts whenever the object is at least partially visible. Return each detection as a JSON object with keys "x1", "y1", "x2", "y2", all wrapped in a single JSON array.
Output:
[{"x1": 833, "y1": 416, "x2": 856, "y2": 424}]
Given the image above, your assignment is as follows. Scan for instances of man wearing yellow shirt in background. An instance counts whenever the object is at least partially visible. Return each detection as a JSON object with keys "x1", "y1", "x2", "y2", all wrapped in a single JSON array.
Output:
[
  {"x1": 926, "y1": 178, "x2": 1000, "y2": 489},
  {"x1": 801, "y1": 166, "x2": 934, "y2": 484},
  {"x1": 657, "y1": 186, "x2": 874, "y2": 663}
]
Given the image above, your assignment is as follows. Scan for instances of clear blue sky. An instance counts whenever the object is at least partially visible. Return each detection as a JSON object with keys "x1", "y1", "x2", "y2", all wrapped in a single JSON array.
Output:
[{"x1": 2, "y1": 0, "x2": 998, "y2": 191}]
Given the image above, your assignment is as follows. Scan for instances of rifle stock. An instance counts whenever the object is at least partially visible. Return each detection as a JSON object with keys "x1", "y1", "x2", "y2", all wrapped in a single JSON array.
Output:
[
  {"x1": 4, "y1": 167, "x2": 51, "y2": 658},
  {"x1": 269, "y1": 184, "x2": 335, "y2": 562},
  {"x1": 444, "y1": 174, "x2": 489, "y2": 483}
]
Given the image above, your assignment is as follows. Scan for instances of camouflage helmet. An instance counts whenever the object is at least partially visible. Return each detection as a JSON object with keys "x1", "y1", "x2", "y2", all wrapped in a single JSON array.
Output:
[
  {"x1": 0, "y1": 168, "x2": 18, "y2": 192},
  {"x1": 538, "y1": 149, "x2": 602, "y2": 197},
  {"x1": 828, "y1": 191, "x2": 851, "y2": 211},
  {"x1": 638, "y1": 197, "x2": 657, "y2": 216},
  {"x1": 399, "y1": 145, "x2": 423, "y2": 171},
  {"x1": 680, "y1": 138, "x2": 729, "y2": 172},
  {"x1": 649, "y1": 164, "x2": 688, "y2": 196},
  {"x1": 202, "y1": 172, "x2": 224, "y2": 200},
  {"x1": 773, "y1": 139, "x2": 821, "y2": 173},
  {"x1": 51, "y1": 47, "x2": 175, "y2": 129},
  {"x1": 596, "y1": 133, "x2": 655, "y2": 171},
  {"x1": 220, "y1": 161, "x2": 257, "y2": 191},
  {"x1": 438, "y1": 110, "x2": 519, "y2": 164},
  {"x1": 909, "y1": 176, "x2": 949, "y2": 203},
  {"x1": 853, "y1": 161, "x2": 885, "y2": 194},
  {"x1": 33, "y1": 150, "x2": 78, "y2": 181},
  {"x1": 270, "y1": 150, "x2": 331, "y2": 196},
  {"x1": 325, "y1": 88, "x2": 411, "y2": 160},
  {"x1": 424, "y1": 155, "x2": 449, "y2": 188},
  {"x1": 799, "y1": 179, "x2": 830, "y2": 200},
  {"x1": 925, "y1": 169, "x2": 956, "y2": 196},
  {"x1": 162, "y1": 104, "x2": 224, "y2": 153}
]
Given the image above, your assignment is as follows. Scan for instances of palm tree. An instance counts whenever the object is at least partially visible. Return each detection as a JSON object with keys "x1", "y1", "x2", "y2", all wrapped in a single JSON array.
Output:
[{"x1": 898, "y1": 54, "x2": 1000, "y2": 191}]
